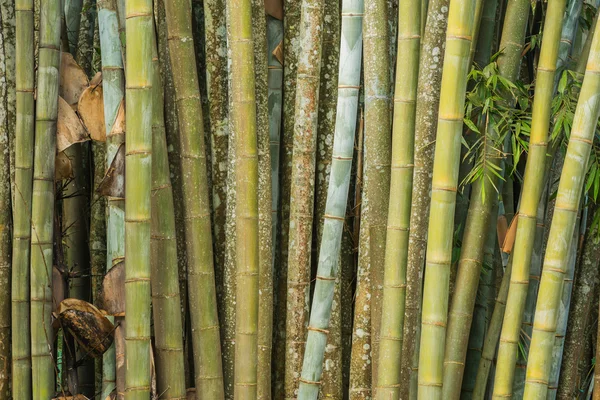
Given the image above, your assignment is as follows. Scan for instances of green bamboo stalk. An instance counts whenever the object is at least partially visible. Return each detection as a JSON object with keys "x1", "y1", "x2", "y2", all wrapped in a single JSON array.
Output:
[
  {"x1": 349, "y1": 0, "x2": 391, "y2": 394},
  {"x1": 492, "y1": 0, "x2": 567, "y2": 395},
  {"x1": 295, "y1": 0, "x2": 363, "y2": 397},
  {"x1": 283, "y1": 0, "x2": 325, "y2": 391},
  {"x1": 398, "y1": 0, "x2": 449, "y2": 395},
  {"x1": 12, "y1": 0, "x2": 34, "y2": 397},
  {"x1": 163, "y1": 1, "x2": 224, "y2": 397},
  {"x1": 124, "y1": 0, "x2": 152, "y2": 397},
  {"x1": 1, "y1": 1, "x2": 16, "y2": 213},
  {"x1": 522, "y1": 17, "x2": 600, "y2": 398},
  {"x1": 64, "y1": 0, "x2": 82, "y2": 53},
  {"x1": 226, "y1": 0, "x2": 260, "y2": 395},
  {"x1": 416, "y1": 0, "x2": 477, "y2": 395},
  {"x1": 374, "y1": 0, "x2": 420, "y2": 396},
  {"x1": 75, "y1": 0, "x2": 95, "y2": 76},
  {"x1": 30, "y1": 0, "x2": 61, "y2": 397}
]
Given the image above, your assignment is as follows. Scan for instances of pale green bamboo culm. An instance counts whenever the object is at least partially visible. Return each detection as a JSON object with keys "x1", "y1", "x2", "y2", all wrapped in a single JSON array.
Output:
[
  {"x1": 417, "y1": 0, "x2": 477, "y2": 396},
  {"x1": 30, "y1": 0, "x2": 61, "y2": 397},
  {"x1": 226, "y1": 0, "x2": 260, "y2": 396},
  {"x1": 97, "y1": 0, "x2": 125, "y2": 398},
  {"x1": 523, "y1": 16, "x2": 600, "y2": 399},
  {"x1": 124, "y1": 0, "x2": 153, "y2": 398},
  {"x1": 375, "y1": 0, "x2": 420, "y2": 396},
  {"x1": 12, "y1": 0, "x2": 34, "y2": 397},
  {"x1": 492, "y1": 0, "x2": 567, "y2": 395},
  {"x1": 163, "y1": 1, "x2": 224, "y2": 396},
  {"x1": 296, "y1": 0, "x2": 363, "y2": 397}
]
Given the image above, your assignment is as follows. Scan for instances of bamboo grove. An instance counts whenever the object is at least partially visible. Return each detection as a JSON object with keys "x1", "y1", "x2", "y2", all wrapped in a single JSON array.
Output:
[{"x1": 6, "y1": 0, "x2": 600, "y2": 398}]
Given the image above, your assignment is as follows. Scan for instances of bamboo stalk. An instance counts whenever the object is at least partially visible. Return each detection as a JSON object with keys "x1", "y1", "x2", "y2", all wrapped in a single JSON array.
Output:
[
  {"x1": 12, "y1": 0, "x2": 34, "y2": 397},
  {"x1": 296, "y1": 0, "x2": 363, "y2": 397},
  {"x1": 416, "y1": 0, "x2": 477, "y2": 396},
  {"x1": 124, "y1": 0, "x2": 153, "y2": 397},
  {"x1": 64, "y1": 0, "x2": 83, "y2": 53},
  {"x1": 491, "y1": 0, "x2": 567, "y2": 395},
  {"x1": 30, "y1": 0, "x2": 61, "y2": 396},
  {"x1": 522, "y1": 15, "x2": 600, "y2": 398},
  {"x1": 374, "y1": 0, "x2": 420, "y2": 396},
  {"x1": 162, "y1": 1, "x2": 224, "y2": 396}
]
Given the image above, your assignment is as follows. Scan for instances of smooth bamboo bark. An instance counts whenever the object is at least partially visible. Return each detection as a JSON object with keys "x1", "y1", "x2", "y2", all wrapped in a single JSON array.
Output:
[
  {"x1": 522, "y1": 17, "x2": 600, "y2": 399},
  {"x1": 13, "y1": 0, "x2": 34, "y2": 397},
  {"x1": 416, "y1": 0, "x2": 477, "y2": 396},
  {"x1": 491, "y1": 0, "x2": 567, "y2": 395},
  {"x1": 163, "y1": 1, "x2": 224, "y2": 397},
  {"x1": 399, "y1": 0, "x2": 449, "y2": 395},
  {"x1": 374, "y1": 0, "x2": 420, "y2": 396},
  {"x1": 30, "y1": 1, "x2": 61, "y2": 396},
  {"x1": 349, "y1": 0, "x2": 390, "y2": 394},
  {"x1": 296, "y1": 0, "x2": 363, "y2": 397},
  {"x1": 284, "y1": 0, "x2": 325, "y2": 392},
  {"x1": 124, "y1": 0, "x2": 152, "y2": 398}
]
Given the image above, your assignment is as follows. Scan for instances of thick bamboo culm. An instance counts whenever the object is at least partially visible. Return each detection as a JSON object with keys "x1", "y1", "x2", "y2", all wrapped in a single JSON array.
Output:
[
  {"x1": 30, "y1": 0, "x2": 61, "y2": 397},
  {"x1": 492, "y1": 0, "x2": 567, "y2": 396},
  {"x1": 124, "y1": 0, "x2": 153, "y2": 398},
  {"x1": 12, "y1": 0, "x2": 34, "y2": 397},
  {"x1": 523, "y1": 15, "x2": 600, "y2": 399},
  {"x1": 375, "y1": 0, "x2": 420, "y2": 396},
  {"x1": 417, "y1": 0, "x2": 477, "y2": 396}
]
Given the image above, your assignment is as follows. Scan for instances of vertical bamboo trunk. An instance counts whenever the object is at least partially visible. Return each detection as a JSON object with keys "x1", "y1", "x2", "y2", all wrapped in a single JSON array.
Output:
[
  {"x1": 522, "y1": 17, "x2": 600, "y2": 398},
  {"x1": 492, "y1": 0, "x2": 567, "y2": 395},
  {"x1": 12, "y1": 0, "x2": 34, "y2": 397},
  {"x1": 295, "y1": 0, "x2": 363, "y2": 397},
  {"x1": 1, "y1": 1, "x2": 15, "y2": 208},
  {"x1": 97, "y1": 0, "x2": 124, "y2": 398},
  {"x1": 283, "y1": 0, "x2": 325, "y2": 392},
  {"x1": 64, "y1": 0, "x2": 83, "y2": 52},
  {"x1": 75, "y1": 0, "x2": 95, "y2": 75},
  {"x1": 399, "y1": 0, "x2": 449, "y2": 395},
  {"x1": 416, "y1": 0, "x2": 477, "y2": 396},
  {"x1": 226, "y1": 0, "x2": 260, "y2": 395},
  {"x1": 163, "y1": 1, "x2": 224, "y2": 397},
  {"x1": 349, "y1": 0, "x2": 390, "y2": 394},
  {"x1": 124, "y1": 0, "x2": 152, "y2": 398},
  {"x1": 374, "y1": 0, "x2": 420, "y2": 396},
  {"x1": 30, "y1": 0, "x2": 61, "y2": 397}
]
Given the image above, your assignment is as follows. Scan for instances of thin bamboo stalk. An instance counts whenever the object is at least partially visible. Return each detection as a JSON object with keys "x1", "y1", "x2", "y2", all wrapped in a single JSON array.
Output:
[
  {"x1": 64, "y1": 0, "x2": 83, "y2": 53},
  {"x1": 295, "y1": 0, "x2": 363, "y2": 397},
  {"x1": 522, "y1": 16, "x2": 600, "y2": 398},
  {"x1": 374, "y1": 0, "x2": 420, "y2": 396},
  {"x1": 124, "y1": 0, "x2": 152, "y2": 397},
  {"x1": 416, "y1": 0, "x2": 477, "y2": 396},
  {"x1": 30, "y1": 0, "x2": 61, "y2": 396},
  {"x1": 163, "y1": 0, "x2": 224, "y2": 396},
  {"x1": 491, "y1": 0, "x2": 567, "y2": 395},
  {"x1": 12, "y1": 0, "x2": 34, "y2": 397}
]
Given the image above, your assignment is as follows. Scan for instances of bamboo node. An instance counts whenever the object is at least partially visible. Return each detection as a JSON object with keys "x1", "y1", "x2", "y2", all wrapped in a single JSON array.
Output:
[
  {"x1": 525, "y1": 378, "x2": 548, "y2": 385},
  {"x1": 196, "y1": 324, "x2": 219, "y2": 332},
  {"x1": 125, "y1": 386, "x2": 152, "y2": 392},
  {"x1": 124, "y1": 277, "x2": 151, "y2": 283},
  {"x1": 380, "y1": 335, "x2": 402, "y2": 341},
  {"x1": 543, "y1": 267, "x2": 566, "y2": 275},
  {"x1": 323, "y1": 213, "x2": 345, "y2": 221},
  {"x1": 151, "y1": 292, "x2": 179, "y2": 299},
  {"x1": 383, "y1": 284, "x2": 407, "y2": 288},
  {"x1": 421, "y1": 320, "x2": 446, "y2": 328},
  {"x1": 124, "y1": 336, "x2": 151, "y2": 341},
  {"x1": 444, "y1": 360, "x2": 464, "y2": 366},
  {"x1": 316, "y1": 275, "x2": 336, "y2": 281},
  {"x1": 418, "y1": 382, "x2": 443, "y2": 387},
  {"x1": 235, "y1": 382, "x2": 258, "y2": 386},
  {"x1": 125, "y1": 12, "x2": 153, "y2": 19},
  {"x1": 499, "y1": 338, "x2": 518, "y2": 344},
  {"x1": 341, "y1": 12, "x2": 365, "y2": 16},
  {"x1": 569, "y1": 136, "x2": 593, "y2": 144},
  {"x1": 299, "y1": 378, "x2": 321, "y2": 386},
  {"x1": 307, "y1": 326, "x2": 329, "y2": 335}
]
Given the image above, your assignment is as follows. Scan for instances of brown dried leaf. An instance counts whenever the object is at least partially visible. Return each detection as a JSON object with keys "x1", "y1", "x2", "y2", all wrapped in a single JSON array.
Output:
[
  {"x1": 60, "y1": 52, "x2": 89, "y2": 107},
  {"x1": 501, "y1": 213, "x2": 519, "y2": 254},
  {"x1": 78, "y1": 84, "x2": 106, "y2": 142},
  {"x1": 57, "y1": 96, "x2": 89, "y2": 152},
  {"x1": 109, "y1": 100, "x2": 125, "y2": 137},
  {"x1": 186, "y1": 388, "x2": 197, "y2": 400},
  {"x1": 273, "y1": 40, "x2": 284, "y2": 65},
  {"x1": 58, "y1": 298, "x2": 115, "y2": 358},
  {"x1": 90, "y1": 71, "x2": 102, "y2": 86},
  {"x1": 55, "y1": 152, "x2": 73, "y2": 181},
  {"x1": 100, "y1": 260, "x2": 124, "y2": 316},
  {"x1": 97, "y1": 143, "x2": 125, "y2": 198},
  {"x1": 496, "y1": 214, "x2": 508, "y2": 251},
  {"x1": 264, "y1": 0, "x2": 283, "y2": 19},
  {"x1": 52, "y1": 266, "x2": 66, "y2": 309}
]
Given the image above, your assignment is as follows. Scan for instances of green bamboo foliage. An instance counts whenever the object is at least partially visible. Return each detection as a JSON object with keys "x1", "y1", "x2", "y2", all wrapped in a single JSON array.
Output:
[
  {"x1": 124, "y1": 0, "x2": 153, "y2": 397},
  {"x1": 375, "y1": 0, "x2": 420, "y2": 396},
  {"x1": 12, "y1": 0, "x2": 34, "y2": 397},
  {"x1": 492, "y1": 0, "x2": 567, "y2": 395},
  {"x1": 284, "y1": 0, "x2": 325, "y2": 392},
  {"x1": 296, "y1": 0, "x2": 363, "y2": 397},
  {"x1": 30, "y1": 0, "x2": 61, "y2": 396},
  {"x1": 417, "y1": 0, "x2": 477, "y2": 396},
  {"x1": 226, "y1": 0, "x2": 260, "y2": 395},
  {"x1": 523, "y1": 18, "x2": 600, "y2": 399},
  {"x1": 163, "y1": 1, "x2": 224, "y2": 396}
]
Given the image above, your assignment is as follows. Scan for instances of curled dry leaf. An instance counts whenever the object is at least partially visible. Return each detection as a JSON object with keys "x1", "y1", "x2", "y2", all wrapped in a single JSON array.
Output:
[
  {"x1": 60, "y1": 52, "x2": 90, "y2": 107},
  {"x1": 55, "y1": 151, "x2": 73, "y2": 181},
  {"x1": 109, "y1": 100, "x2": 126, "y2": 138},
  {"x1": 100, "y1": 260, "x2": 124, "y2": 316},
  {"x1": 501, "y1": 212, "x2": 519, "y2": 254},
  {"x1": 57, "y1": 96, "x2": 89, "y2": 152},
  {"x1": 78, "y1": 84, "x2": 106, "y2": 142},
  {"x1": 97, "y1": 143, "x2": 125, "y2": 198},
  {"x1": 90, "y1": 71, "x2": 103, "y2": 86},
  {"x1": 58, "y1": 298, "x2": 115, "y2": 358}
]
